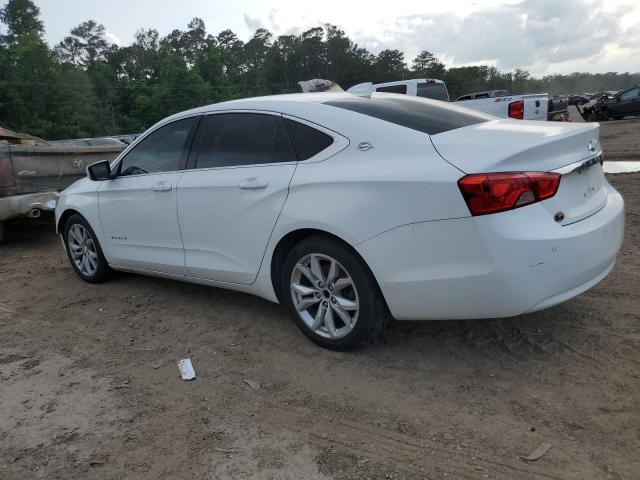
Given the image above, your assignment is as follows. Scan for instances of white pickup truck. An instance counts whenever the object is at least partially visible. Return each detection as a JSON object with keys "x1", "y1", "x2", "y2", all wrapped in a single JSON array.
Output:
[
  {"x1": 454, "y1": 89, "x2": 547, "y2": 120},
  {"x1": 348, "y1": 79, "x2": 451, "y2": 101},
  {"x1": 346, "y1": 80, "x2": 568, "y2": 121},
  {"x1": 455, "y1": 89, "x2": 569, "y2": 121}
]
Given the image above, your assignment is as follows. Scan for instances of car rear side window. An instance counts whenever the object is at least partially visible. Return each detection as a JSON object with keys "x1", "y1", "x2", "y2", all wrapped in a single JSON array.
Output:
[
  {"x1": 194, "y1": 113, "x2": 296, "y2": 168},
  {"x1": 325, "y1": 94, "x2": 495, "y2": 135},
  {"x1": 375, "y1": 84, "x2": 407, "y2": 94},
  {"x1": 119, "y1": 117, "x2": 197, "y2": 176},
  {"x1": 284, "y1": 118, "x2": 334, "y2": 161}
]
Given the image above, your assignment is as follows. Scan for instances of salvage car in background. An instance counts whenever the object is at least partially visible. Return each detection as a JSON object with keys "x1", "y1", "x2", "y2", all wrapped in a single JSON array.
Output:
[
  {"x1": 56, "y1": 93, "x2": 624, "y2": 349},
  {"x1": 47, "y1": 137, "x2": 126, "y2": 148},
  {"x1": 0, "y1": 127, "x2": 124, "y2": 242},
  {"x1": 580, "y1": 85, "x2": 640, "y2": 121},
  {"x1": 568, "y1": 94, "x2": 590, "y2": 106}
]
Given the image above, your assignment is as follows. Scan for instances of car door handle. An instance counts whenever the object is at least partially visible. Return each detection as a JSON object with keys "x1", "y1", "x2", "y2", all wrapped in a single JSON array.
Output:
[
  {"x1": 238, "y1": 178, "x2": 268, "y2": 190},
  {"x1": 151, "y1": 182, "x2": 172, "y2": 192}
]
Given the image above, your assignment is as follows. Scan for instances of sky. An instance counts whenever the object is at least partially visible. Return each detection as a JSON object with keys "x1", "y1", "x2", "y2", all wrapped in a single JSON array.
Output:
[{"x1": 35, "y1": 0, "x2": 640, "y2": 77}]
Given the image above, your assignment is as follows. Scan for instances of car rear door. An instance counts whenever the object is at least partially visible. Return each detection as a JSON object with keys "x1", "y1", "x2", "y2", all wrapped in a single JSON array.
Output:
[
  {"x1": 98, "y1": 116, "x2": 199, "y2": 275},
  {"x1": 176, "y1": 112, "x2": 298, "y2": 284}
]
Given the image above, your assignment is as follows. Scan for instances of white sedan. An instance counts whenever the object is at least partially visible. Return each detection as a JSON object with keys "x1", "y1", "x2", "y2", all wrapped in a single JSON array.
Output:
[{"x1": 55, "y1": 93, "x2": 624, "y2": 349}]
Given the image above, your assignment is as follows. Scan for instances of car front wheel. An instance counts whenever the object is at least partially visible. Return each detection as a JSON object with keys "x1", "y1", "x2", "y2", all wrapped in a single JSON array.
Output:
[
  {"x1": 282, "y1": 235, "x2": 389, "y2": 350},
  {"x1": 63, "y1": 214, "x2": 111, "y2": 283}
]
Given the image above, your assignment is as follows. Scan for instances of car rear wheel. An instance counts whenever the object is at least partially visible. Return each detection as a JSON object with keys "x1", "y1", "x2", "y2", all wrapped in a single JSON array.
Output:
[
  {"x1": 63, "y1": 214, "x2": 111, "y2": 283},
  {"x1": 282, "y1": 235, "x2": 389, "y2": 350}
]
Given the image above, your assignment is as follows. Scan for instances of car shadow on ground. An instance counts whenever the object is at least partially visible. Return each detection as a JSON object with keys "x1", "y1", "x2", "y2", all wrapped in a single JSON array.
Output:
[{"x1": 1, "y1": 215, "x2": 58, "y2": 246}]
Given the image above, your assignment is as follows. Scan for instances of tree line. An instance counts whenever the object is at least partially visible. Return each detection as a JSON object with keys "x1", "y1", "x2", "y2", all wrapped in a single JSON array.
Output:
[{"x1": 1, "y1": 0, "x2": 639, "y2": 140}]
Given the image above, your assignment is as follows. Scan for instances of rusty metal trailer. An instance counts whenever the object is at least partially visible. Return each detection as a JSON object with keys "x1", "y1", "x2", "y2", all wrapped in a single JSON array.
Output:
[{"x1": 0, "y1": 144, "x2": 124, "y2": 242}]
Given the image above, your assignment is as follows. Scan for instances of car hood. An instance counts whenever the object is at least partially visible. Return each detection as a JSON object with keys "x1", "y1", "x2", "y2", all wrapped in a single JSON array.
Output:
[{"x1": 431, "y1": 119, "x2": 600, "y2": 173}]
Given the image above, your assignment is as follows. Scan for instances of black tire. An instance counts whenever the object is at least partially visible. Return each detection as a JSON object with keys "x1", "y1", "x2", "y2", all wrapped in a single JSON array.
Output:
[
  {"x1": 63, "y1": 214, "x2": 111, "y2": 283},
  {"x1": 281, "y1": 234, "x2": 390, "y2": 350},
  {"x1": 587, "y1": 112, "x2": 607, "y2": 122},
  {"x1": 0, "y1": 221, "x2": 4, "y2": 244}
]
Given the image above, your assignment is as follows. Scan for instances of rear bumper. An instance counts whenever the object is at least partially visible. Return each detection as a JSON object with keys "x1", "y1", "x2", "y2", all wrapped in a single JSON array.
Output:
[
  {"x1": 357, "y1": 184, "x2": 624, "y2": 320},
  {"x1": 0, "y1": 192, "x2": 58, "y2": 222}
]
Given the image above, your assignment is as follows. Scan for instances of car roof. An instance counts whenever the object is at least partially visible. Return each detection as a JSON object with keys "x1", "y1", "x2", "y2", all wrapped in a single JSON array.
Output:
[
  {"x1": 176, "y1": 93, "x2": 352, "y2": 115},
  {"x1": 156, "y1": 93, "x2": 361, "y2": 126},
  {"x1": 132, "y1": 91, "x2": 500, "y2": 148}
]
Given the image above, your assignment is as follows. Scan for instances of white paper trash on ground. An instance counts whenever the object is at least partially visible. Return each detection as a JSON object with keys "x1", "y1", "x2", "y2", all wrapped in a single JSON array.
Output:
[{"x1": 177, "y1": 358, "x2": 196, "y2": 381}]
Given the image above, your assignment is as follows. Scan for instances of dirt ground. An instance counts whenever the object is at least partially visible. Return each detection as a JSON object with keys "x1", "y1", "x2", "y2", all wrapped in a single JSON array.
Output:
[{"x1": 1, "y1": 121, "x2": 639, "y2": 480}]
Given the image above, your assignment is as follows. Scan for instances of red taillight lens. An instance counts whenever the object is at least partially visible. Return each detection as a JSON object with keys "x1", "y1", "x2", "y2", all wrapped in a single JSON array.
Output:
[
  {"x1": 458, "y1": 172, "x2": 561, "y2": 216},
  {"x1": 508, "y1": 100, "x2": 524, "y2": 119}
]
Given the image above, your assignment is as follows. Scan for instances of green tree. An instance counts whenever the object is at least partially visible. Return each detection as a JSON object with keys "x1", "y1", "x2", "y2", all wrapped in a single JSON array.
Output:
[
  {"x1": 412, "y1": 50, "x2": 446, "y2": 79},
  {"x1": 300, "y1": 27, "x2": 326, "y2": 79},
  {"x1": 150, "y1": 54, "x2": 211, "y2": 120},
  {"x1": 374, "y1": 49, "x2": 405, "y2": 81},
  {"x1": 242, "y1": 28, "x2": 273, "y2": 94},
  {"x1": 0, "y1": 0, "x2": 43, "y2": 45},
  {"x1": 55, "y1": 20, "x2": 109, "y2": 66},
  {"x1": 1, "y1": 3, "x2": 640, "y2": 140},
  {"x1": 195, "y1": 44, "x2": 238, "y2": 100},
  {"x1": 0, "y1": 32, "x2": 55, "y2": 135},
  {"x1": 216, "y1": 29, "x2": 244, "y2": 80},
  {"x1": 160, "y1": 18, "x2": 215, "y2": 66}
]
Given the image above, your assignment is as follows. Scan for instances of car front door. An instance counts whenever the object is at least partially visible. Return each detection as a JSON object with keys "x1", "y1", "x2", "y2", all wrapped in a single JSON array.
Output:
[
  {"x1": 176, "y1": 112, "x2": 299, "y2": 284},
  {"x1": 98, "y1": 116, "x2": 199, "y2": 275}
]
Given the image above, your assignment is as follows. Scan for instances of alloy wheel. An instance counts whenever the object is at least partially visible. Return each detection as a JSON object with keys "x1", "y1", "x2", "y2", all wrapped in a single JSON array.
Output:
[
  {"x1": 67, "y1": 224, "x2": 98, "y2": 277},
  {"x1": 290, "y1": 253, "x2": 359, "y2": 339}
]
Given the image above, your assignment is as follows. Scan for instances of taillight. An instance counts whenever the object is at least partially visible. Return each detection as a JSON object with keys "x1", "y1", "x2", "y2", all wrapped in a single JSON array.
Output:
[
  {"x1": 458, "y1": 172, "x2": 561, "y2": 216},
  {"x1": 0, "y1": 155, "x2": 16, "y2": 190},
  {"x1": 508, "y1": 100, "x2": 524, "y2": 119}
]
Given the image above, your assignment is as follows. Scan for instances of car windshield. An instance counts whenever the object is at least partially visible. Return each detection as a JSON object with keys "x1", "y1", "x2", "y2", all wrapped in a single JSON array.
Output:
[{"x1": 325, "y1": 94, "x2": 496, "y2": 135}]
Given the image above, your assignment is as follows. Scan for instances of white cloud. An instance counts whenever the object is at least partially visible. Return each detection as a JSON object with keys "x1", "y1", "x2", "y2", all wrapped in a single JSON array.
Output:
[
  {"x1": 104, "y1": 31, "x2": 122, "y2": 46},
  {"x1": 241, "y1": 0, "x2": 640, "y2": 75},
  {"x1": 358, "y1": 0, "x2": 640, "y2": 74},
  {"x1": 243, "y1": 12, "x2": 263, "y2": 33}
]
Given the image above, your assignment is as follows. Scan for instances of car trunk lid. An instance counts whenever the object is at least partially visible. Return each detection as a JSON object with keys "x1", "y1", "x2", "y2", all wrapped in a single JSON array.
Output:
[{"x1": 432, "y1": 119, "x2": 607, "y2": 225}]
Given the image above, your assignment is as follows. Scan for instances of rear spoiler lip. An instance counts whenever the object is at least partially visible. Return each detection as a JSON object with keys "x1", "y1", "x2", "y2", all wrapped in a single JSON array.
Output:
[{"x1": 553, "y1": 151, "x2": 604, "y2": 175}]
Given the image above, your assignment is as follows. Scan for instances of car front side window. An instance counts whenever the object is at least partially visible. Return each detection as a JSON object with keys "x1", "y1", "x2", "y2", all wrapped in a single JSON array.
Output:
[{"x1": 119, "y1": 117, "x2": 197, "y2": 176}]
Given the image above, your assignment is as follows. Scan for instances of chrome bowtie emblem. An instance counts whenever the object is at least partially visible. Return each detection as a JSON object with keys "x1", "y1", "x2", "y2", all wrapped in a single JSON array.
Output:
[
  {"x1": 588, "y1": 140, "x2": 597, "y2": 153},
  {"x1": 358, "y1": 141, "x2": 374, "y2": 151}
]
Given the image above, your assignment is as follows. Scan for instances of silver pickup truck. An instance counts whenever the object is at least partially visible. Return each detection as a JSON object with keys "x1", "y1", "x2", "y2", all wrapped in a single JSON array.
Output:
[{"x1": 0, "y1": 127, "x2": 124, "y2": 242}]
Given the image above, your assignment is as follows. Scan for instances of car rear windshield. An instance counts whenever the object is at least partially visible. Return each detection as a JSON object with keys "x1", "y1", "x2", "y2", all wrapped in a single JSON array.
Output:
[
  {"x1": 416, "y1": 83, "x2": 450, "y2": 101},
  {"x1": 324, "y1": 94, "x2": 495, "y2": 135}
]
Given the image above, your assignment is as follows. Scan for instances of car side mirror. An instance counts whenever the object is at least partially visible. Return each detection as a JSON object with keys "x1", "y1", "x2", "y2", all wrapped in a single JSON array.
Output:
[{"x1": 87, "y1": 160, "x2": 112, "y2": 181}]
